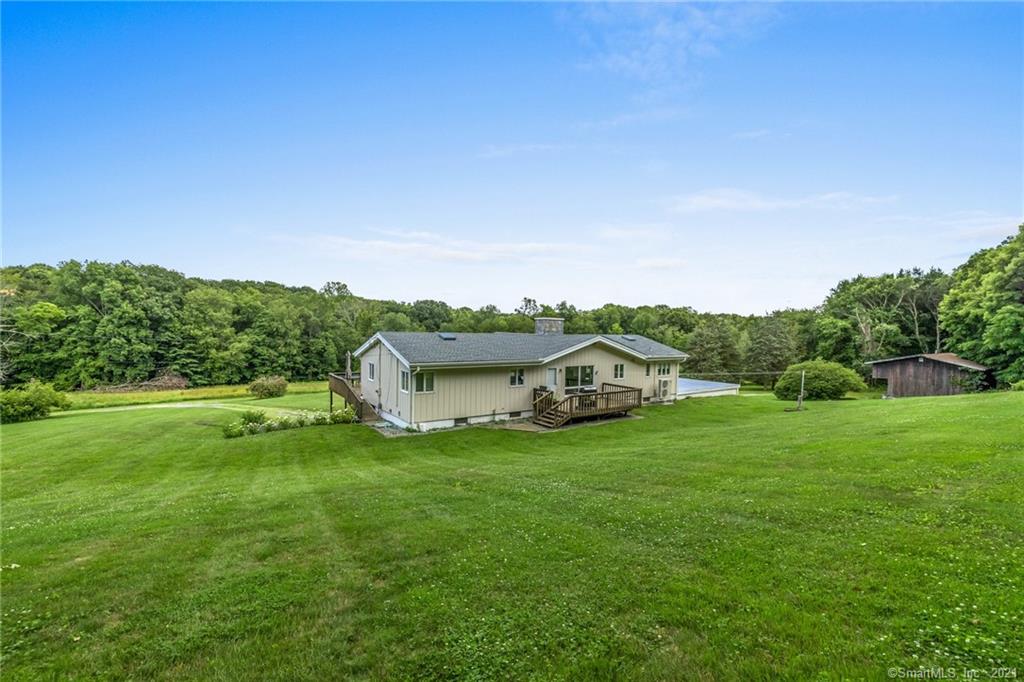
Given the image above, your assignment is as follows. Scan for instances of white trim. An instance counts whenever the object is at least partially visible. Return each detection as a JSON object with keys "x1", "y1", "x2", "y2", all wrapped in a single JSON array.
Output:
[
  {"x1": 415, "y1": 410, "x2": 534, "y2": 432},
  {"x1": 414, "y1": 371, "x2": 435, "y2": 394},
  {"x1": 400, "y1": 369, "x2": 410, "y2": 393},
  {"x1": 508, "y1": 367, "x2": 526, "y2": 387},
  {"x1": 352, "y1": 334, "x2": 380, "y2": 358},
  {"x1": 541, "y1": 336, "x2": 649, "y2": 364},
  {"x1": 564, "y1": 364, "x2": 595, "y2": 391},
  {"x1": 353, "y1": 333, "x2": 411, "y2": 368},
  {"x1": 366, "y1": 361, "x2": 375, "y2": 382}
]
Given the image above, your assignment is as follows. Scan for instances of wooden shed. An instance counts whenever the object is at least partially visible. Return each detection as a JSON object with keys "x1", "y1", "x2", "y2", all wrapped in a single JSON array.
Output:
[{"x1": 866, "y1": 353, "x2": 990, "y2": 398}]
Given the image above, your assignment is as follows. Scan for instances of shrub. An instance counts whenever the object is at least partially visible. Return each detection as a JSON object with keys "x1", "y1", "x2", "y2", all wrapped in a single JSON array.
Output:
[
  {"x1": 239, "y1": 409, "x2": 268, "y2": 425},
  {"x1": 774, "y1": 360, "x2": 868, "y2": 401},
  {"x1": 1011, "y1": 380, "x2": 1024, "y2": 392},
  {"x1": 248, "y1": 375, "x2": 288, "y2": 399},
  {"x1": 222, "y1": 407, "x2": 357, "y2": 438},
  {"x1": 0, "y1": 381, "x2": 71, "y2": 423},
  {"x1": 329, "y1": 405, "x2": 356, "y2": 424},
  {"x1": 223, "y1": 422, "x2": 245, "y2": 438}
]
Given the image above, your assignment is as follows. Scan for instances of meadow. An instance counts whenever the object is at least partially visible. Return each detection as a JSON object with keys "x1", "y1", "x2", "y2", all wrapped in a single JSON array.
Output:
[
  {"x1": 63, "y1": 381, "x2": 328, "y2": 410},
  {"x1": 2, "y1": 392, "x2": 1021, "y2": 679}
]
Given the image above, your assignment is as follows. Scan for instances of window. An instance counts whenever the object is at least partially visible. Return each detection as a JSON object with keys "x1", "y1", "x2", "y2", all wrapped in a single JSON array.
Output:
[
  {"x1": 400, "y1": 369, "x2": 410, "y2": 393},
  {"x1": 367, "y1": 362, "x2": 375, "y2": 381},
  {"x1": 415, "y1": 372, "x2": 434, "y2": 393},
  {"x1": 509, "y1": 368, "x2": 525, "y2": 387},
  {"x1": 657, "y1": 363, "x2": 672, "y2": 376},
  {"x1": 645, "y1": 364, "x2": 650, "y2": 377},
  {"x1": 613, "y1": 363, "x2": 625, "y2": 379},
  {"x1": 565, "y1": 365, "x2": 594, "y2": 391}
]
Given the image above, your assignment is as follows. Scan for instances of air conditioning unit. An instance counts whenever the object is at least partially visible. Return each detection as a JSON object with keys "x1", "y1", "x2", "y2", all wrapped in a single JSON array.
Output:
[{"x1": 657, "y1": 378, "x2": 672, "y2": 399}]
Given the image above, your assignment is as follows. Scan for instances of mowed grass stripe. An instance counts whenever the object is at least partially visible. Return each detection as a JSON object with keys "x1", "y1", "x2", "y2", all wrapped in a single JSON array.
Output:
[{"x1": 1, "y1": 393, "x2": 1021, "y2": 679}]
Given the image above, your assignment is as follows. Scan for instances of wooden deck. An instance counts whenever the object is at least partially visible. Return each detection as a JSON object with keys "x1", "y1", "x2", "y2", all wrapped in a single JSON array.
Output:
[
  {"x1": 327, "y1": 372, "x2": 379, "y2": 422},
  {"x1": 532, "y1": 383, "x2": 642, "y2": 428}
]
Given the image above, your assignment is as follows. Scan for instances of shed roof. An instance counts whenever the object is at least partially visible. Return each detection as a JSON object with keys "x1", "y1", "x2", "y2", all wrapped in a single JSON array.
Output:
[
  {"x1": 355, "y1": 331, "x2": 688, "y2": 367},
  {"x1": 865, "y1": 353, "x2": 988, "y2": 371}
]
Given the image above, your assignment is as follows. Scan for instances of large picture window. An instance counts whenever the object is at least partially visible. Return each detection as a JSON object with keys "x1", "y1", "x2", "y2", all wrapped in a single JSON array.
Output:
[
  {"x1": 509, "y1": 368, "x2": 525, "y2": 387},
  {"x1": 415, "y1": 372, "x2": 434, "y2": 393},
  {"x1": 565, "y1": 365, "x2": 594, "y2": 391}
]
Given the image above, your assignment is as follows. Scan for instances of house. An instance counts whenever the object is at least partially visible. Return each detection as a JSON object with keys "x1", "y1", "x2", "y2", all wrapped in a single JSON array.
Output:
[
  {"x1": 866, "y1": 353, "x2": 991, "y2": 398},
  {"x1": 332, "y1": 317, "x2": 688, "y2": 430},
  {"x1": 676, "y1": 378, "x2": 740, "y2": 398}
]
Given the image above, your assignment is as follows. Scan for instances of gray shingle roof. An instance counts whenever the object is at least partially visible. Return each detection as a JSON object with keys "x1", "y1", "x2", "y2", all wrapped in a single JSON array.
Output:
[{"x1": 363, "y1": 331, "x2": 687, "y2": 366}]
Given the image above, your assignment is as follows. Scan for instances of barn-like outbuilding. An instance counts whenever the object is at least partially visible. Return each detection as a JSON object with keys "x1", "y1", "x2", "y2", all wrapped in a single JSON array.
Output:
[{"x1": 866, "y1": 353, "x2": 990, "y2": 398}]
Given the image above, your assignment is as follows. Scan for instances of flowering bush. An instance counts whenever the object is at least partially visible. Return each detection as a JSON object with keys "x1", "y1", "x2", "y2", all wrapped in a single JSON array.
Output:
[
  {"x1": 223, "y1": 405, "x2": 356, "y2": 438},
  {"x1": 240, "y1": 409, "x2": 268, "y2": 425}
]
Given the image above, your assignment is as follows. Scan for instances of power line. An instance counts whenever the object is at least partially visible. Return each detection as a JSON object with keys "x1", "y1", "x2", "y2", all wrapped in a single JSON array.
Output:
[{"x1": 680, "y1": 370, "x2": 787, "y2": 377}]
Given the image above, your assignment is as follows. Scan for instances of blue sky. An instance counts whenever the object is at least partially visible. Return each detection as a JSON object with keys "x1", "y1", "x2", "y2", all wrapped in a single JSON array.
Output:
[{"x1": 3, "y1": 2, "x2": 1021, "y2": 314}]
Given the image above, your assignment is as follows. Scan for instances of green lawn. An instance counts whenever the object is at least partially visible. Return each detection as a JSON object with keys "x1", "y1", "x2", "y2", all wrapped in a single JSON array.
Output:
[
  {"x1": 63, "y1": 381, "x2": 329, "y2": 410},
  {"x1": 2, "y1": 393, "x2": 1022, "y2": 679}
]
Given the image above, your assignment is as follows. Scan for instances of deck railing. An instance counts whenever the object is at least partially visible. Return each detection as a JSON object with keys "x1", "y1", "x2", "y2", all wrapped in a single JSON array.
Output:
[
  {"x1": 328, "y1": 372, "x2": 377, "y2": 421},
  {"x1": 532, "y1": 388, "x2": 555, "y2": 415},
  {"x1": 533, "y1": 383, "x2": 642, "y2": 427}
]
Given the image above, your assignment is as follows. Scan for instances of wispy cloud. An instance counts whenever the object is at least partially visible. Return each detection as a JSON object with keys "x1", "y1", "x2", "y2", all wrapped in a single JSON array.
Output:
[
  {"x1": 272, "y1": 231, "x2": 577, "y2": 265},
  {"x1": 370, "y1": 227, "x2": 446, "y2": 242},
  {"x1": 578, "y1": 106, "x2": 688, "y2": 130},
  {"x1": 478, "y1": 143, "x2": 569, "y2": 159},
  {"x1": 597, "y1": 223, "x2": 670, "y2": 240},
  {"x1": 668, "y1": 188, "x2": 897, "y2": 213},
  {"x1": 871, "y1": 210, "x2": 1022, "y2": 242},
  {"x1": 565, "y1": 3, "x2": 778, "y2": 85},
  {"x1": 635, "y1": 256, "x2": 686, "y2": 270}
]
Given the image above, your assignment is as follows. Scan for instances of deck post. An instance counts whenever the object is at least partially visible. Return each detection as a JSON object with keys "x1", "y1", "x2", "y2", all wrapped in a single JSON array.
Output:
[
  {"x1": 329, "y1": 388, "x2": 334, "y2": 413},
  {"x1": 345, "y1": 352, "x2": 352, "y2": 381}
]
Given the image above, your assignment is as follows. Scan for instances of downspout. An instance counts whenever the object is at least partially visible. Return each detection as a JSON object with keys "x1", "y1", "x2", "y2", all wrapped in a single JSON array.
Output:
[{"x1": 410, "y1": 365, "x2": 416, "y2": 430}]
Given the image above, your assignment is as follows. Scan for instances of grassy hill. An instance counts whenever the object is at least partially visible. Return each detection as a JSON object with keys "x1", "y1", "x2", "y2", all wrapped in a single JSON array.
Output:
[{"x1": 2, "y1": 393, "x2": 1021, "y2": 679}]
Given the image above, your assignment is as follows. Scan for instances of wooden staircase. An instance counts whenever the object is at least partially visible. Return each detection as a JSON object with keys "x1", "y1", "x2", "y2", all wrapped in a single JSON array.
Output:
[
  {"x1": 328, "y1": 372, "x2": 379, "y2": 422},
  {"x1": 531, "y1": 383, "x2": 642, "y2": 429},
  {"x1": 533, "y1": 403, "x2": 571, "y2": 428}
]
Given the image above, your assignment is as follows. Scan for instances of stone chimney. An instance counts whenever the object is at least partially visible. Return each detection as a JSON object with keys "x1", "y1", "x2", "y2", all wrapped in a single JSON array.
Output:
[{"x1": 534, "y1": 317, "x2": 564, "y2": 335}]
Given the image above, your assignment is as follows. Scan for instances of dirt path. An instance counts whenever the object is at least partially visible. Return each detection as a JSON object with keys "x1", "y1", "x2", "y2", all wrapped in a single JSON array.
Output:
[{"x1": 57, "y1": 402, "x2": 305, "y2": 417}]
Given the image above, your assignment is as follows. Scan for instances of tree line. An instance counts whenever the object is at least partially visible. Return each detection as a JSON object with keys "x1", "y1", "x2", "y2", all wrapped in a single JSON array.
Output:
[{"x1": 2, "y1": 225, "x2": 1021, "y2": 390}]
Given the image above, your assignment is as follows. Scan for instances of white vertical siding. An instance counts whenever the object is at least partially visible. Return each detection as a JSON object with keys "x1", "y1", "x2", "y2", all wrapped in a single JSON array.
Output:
[
  {"x1": 361, "y1": 341, "x2": 412, "y2": 422},
  {"x1": 411, "y1": 343, "x2": 679, "y2": 424}
]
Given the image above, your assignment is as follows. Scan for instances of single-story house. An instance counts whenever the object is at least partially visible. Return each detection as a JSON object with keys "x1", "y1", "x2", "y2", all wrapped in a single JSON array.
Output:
[
  {"x1": 335, "y1": 317, "x2": 688, "y2": 430},
  {"x1": 866, "y1": 352, "x2": 991, "y2": 397},
  {"x1": 676, "y1": 378, "x2": 740, "y2": 398}
]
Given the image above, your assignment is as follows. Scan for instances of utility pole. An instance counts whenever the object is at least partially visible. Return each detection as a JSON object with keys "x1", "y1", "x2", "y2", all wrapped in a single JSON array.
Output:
[{"x1": 796, "y1": 370, "x2": 806, "y2": 411}]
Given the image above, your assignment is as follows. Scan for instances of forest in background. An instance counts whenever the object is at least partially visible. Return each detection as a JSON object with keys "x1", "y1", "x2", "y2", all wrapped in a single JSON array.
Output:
[{"x1": 2, "y1": 226, "x2": 1021, "y2": 390}]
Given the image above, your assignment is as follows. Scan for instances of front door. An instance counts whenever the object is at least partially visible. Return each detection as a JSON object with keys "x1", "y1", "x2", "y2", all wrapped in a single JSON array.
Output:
[{"x1": 546, "y1": 367, "x2": 558, "y2": 389}]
